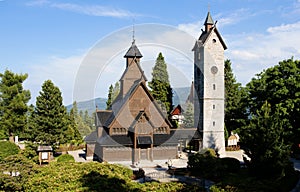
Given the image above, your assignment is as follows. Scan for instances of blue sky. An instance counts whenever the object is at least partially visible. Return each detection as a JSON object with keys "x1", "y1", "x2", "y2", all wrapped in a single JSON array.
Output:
[{"x1": 1, "y1": 0, "x2": 300, "y2": 105}]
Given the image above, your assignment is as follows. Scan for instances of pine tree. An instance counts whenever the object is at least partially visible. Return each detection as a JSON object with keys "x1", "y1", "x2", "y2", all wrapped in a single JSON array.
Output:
[
  {"x1": 0, "y1": 70, "x2": 31, "y2": 139},
  {"x1": 66, "y1": 101, "x2": 82, "y2": 142},
  {"x1": 106, "y1": 82, "x2": 120, "y2": 110},
  {"x1": 33, "y1": 80, "x2": 68, "y2": 145},
  {"x1": 183, "y1": 102, "x2": 194, "y2": 128},
  {"x1": 106, "y1": 84, "x2": 113, "y2": 110},
  {"x1": 148, "y1": 52, "x2": 173, "y2": 113},
  {"x1": 224, "y1": 60, "x2": 248, "y2": 134}
]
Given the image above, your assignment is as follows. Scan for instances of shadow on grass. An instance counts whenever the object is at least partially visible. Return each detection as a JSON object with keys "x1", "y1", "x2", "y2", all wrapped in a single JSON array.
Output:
[{"x1": 80, "y1": 170, "x2": 140, "y2": 192}]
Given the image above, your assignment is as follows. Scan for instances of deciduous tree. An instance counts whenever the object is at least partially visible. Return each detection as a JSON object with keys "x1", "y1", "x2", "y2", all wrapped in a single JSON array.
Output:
[
  {"x1": 239, "y1": 101, "x2": 292, "y2": 178},
  {"x1": 246, "y1": 58, "x2": 300, "y2": 147}
]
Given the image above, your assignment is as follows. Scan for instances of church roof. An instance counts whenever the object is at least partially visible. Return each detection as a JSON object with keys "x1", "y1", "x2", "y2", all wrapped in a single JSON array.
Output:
[
  {"x1": 95, "y1": 110, "x2": 112, "y2": 127},
  {"x1": 124, "y1": 40, "x2": 143, "y2": 58},
  {"x1": 104, "y1": 80, "x2": 172, "y2": 129},
  {"x1": 193, "y1": 26, "x2": 227, "y2": 50},
  {"x1": 119, "y1": 57, "x2": 147, "y2": 81},
  {"x1": 84, "y1": 130, "x2": 98, "y2": 143},
  {"x1": 204, "y1": 12, "x2": 214, "y2": 25}
]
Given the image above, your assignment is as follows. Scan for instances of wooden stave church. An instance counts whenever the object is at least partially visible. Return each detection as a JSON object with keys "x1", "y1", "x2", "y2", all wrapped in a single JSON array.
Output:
[{"x1": 85, "y1": 40, "x2": 201, "y2": 163}]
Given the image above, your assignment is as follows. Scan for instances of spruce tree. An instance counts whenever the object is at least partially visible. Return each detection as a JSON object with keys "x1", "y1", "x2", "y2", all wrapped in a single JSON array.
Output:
[
  {"x1": 34, "y1": 80, "x2": 68, "y2": 145},
  {"x1": 66, "y1": 101, "x2": 82, "y2": 142},
  {"x1": 148, "y1": 52, "x2": 173, "y2": 113},
  {"x1": 224, "y1": 60, "x2": 248, "y2": 134},
  {"x1": 183, "y1": 102, "x2": 194, "y2": 128},
  {"x1": 106, "y1": 84, "x2": 113, "y2": 109},
  {"x1": 0, "y1": 70, "x2": 31, "y2": 139}
]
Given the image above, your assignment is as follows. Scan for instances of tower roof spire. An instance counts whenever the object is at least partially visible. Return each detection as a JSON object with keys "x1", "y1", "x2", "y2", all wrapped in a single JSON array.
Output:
[
  {"x1": 204, "y1": 11, "x2": 214, "y2": 25},
  {"x1": 124, "y1": 40, "x2": 143, "y2": 58}
]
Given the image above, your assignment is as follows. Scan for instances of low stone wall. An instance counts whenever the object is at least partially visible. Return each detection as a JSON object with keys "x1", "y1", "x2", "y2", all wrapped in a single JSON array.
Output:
[
  {"x1": 153, "y1": 146, "x2": 177, "y2": 160},
  {"x1": 103, "y1": 147, "x2": 132, "y2": 161}
]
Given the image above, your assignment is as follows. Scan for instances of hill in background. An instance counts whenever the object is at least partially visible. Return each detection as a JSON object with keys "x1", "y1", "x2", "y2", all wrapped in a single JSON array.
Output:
[{"x1": 66, "y1": 87, "x2": 190, "y2": 114}]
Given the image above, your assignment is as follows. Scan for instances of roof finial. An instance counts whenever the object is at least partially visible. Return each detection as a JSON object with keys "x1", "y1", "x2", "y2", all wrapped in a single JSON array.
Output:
[
  {"x1": 208, "y1": 2, "x2": 210, "y2": 12},
  {"x1": 132, "y1": 18, "x2": 135, "y2": 43}
]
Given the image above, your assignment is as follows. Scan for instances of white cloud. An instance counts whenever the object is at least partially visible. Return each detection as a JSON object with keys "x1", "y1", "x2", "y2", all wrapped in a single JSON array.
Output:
[
  {"x1": 267, "y1": 21, "x2": 300, "y2": 33},
  {"x1": 26, "y1": 1, "x2": 137, "y2": 18},
  {"x1": 24, "y1": 54, "x2": 84, "y2": 105},
  {"x1": 51, "y1": 3, "x2": 136, "y2": 18},
  {"x1": 225, "y1": 21, "x2": 300, "y2": 85},
  {"x1": 177, "y1": 13, "x2": 300, "y2": 86},
  {"x1": 26, "y1": 0, "x2": 49, "y2": 6},
  {"x1": 217, "y1": 8, "x2": 252, "y2": 28},
  {"x1": 177, "y1": 8, "x2": 253, "y2": 38}
]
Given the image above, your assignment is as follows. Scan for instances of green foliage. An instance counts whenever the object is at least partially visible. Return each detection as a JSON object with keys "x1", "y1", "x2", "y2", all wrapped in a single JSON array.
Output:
[
  {"x1": 0, "y1": 70, "x2": 31, "y2": 138},
  {"x1": 246, "y1": 58, "x2": 300, "y2": 146},
  {"x1": 106, "y1": 84, "x2": 114, "y2": 109},
  {"x1": 106, "y1": 82, "x2": 120, "y2": 110},
  {"x1": 148, "y1": 52, "x2": 173, "y2": 113},
  {"x1": 187, "y1": 148, "x2": 220, "y2": 178},
  {"x1": 20, "y1": 141, "x2": 38, "y2": 162},
  {"x1": 33, "y1": 80, "x2": 69, "y2": 145},
  {"x1": 0, "y1": 141, "x2": 19, "y2": 161},
  {"x1": 224, "y1": 60, "x2": 248, "y2": 134},
  {"x1": 22, "y1": 162, "x2": 201, "y2": 191},
  {"x1": 0, "y1": 154, "x2": 36, "y2": 191},
  {"x1": 182, "y1": 102, "x2": 194, "y2": 128},
  {"x1": 66, "y1": 101, "x2": 83, "y2": 142},
  {"x1": 219, "y1": 157, "x2": 240, "y2": 173},
  {"x1": 239, "y1": 101, "x2": 292, "y2": 178},
  {"x1": 57, "y1": 154, "x2": 75, "y2": 162}
]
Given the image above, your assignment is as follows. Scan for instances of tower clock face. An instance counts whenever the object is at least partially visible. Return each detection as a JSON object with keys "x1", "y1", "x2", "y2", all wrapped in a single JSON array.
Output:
[{"x1": 211, "y1": 66, "x2": 218, "y2": 74}]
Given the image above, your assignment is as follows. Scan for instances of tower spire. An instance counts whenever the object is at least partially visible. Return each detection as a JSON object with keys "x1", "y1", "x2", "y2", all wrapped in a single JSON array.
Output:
[
  {"x1": 204, "y1": 11, "x2": 214, "y2": 32},
  {"x1": 132, "y1": 21, "x2": 135, "y2": 42}
]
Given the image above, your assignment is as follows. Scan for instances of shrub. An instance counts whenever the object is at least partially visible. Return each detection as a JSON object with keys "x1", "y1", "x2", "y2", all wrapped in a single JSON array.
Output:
[
  {"x1": 199, "y1": 148, "x2": 217, "y2": 157},
  {"x1": 21, "y1": 142, "x2": 38, "y2": 161},
  {"x1": 0, "y1": 141, "x2": 19, "y2": 161},
  {"x1": 57, "y1": 154, "x2": 75, "y2": 162},
  {"x1": 188, "y1": 148, "x2": 221, "y2": 178},
  {"x1": 219, "y1": 157, "x2": 240, "y2": 173}
]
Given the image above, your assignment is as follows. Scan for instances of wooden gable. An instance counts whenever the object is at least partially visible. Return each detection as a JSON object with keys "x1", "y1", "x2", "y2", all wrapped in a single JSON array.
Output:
[{"x1": 109, "y1": 81, "x2": 172, "y2": 134}]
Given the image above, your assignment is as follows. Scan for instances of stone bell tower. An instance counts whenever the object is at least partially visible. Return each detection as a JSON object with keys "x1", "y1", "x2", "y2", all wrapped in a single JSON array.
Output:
[{"x1": 192, "y1": 12, "x2": 227, "y2": 154}]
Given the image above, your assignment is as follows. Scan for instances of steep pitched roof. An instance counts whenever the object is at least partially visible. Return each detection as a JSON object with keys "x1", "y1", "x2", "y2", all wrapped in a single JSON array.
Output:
[
  {"x1": 95, "y1": 110, "x2": 112, "y2": 127},
  {"x1": 96, "y1": 130, "x2": 133, "y2": 146},
  {"x1": 104, "y1": 80, "x2": 172, "y2": 129},
  {"x1": 124, "y1": 40, "x2": 143, "y2": 58},
  {"x1": 196, "y1": 26, "x2": 227, "y2": 50},
  {"x1": 204, "y1": 12, "x2": 214, "y2": 25},
  {"x1": 119, "y1": 57, "x2": 147, "y2": 81},
  {"x1": 84, "y1": 130, "x2": 98, "y2": 143}
]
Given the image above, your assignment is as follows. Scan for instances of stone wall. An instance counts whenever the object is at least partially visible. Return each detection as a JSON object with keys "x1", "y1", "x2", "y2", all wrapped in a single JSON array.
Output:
[{"x1": 153, "y1": 146, "x2": 177, "y2": 160}]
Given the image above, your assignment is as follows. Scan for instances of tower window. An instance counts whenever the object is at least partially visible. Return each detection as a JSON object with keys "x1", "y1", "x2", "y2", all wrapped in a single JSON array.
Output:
[
  {"x1": 198, "y1": 52, "x2": 201, "y2": 60},
  {"x1": 213, "y1": 84, "x2": 216, "y2": 90},
  {"x1": 213, "y1": 121, "x2": 215, "y2": 126},
  {"x1": 212, "y1": 39, "x2": 217, "y2": 43},
  {"x1": 213, "y1": 104, "x2": 215, "y2": 109}
]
